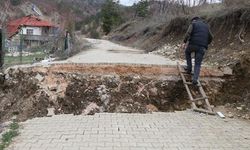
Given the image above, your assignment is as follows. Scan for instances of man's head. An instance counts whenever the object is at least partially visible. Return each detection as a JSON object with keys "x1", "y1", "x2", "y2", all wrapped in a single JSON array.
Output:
[{"x1": 191, "y1": 16, "x2": 201, "y2": 22}]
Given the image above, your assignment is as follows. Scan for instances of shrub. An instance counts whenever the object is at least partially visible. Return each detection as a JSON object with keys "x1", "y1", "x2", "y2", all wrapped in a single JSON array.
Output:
[
  {"x1": 135, "y1": 0, "x2": 149, "y2": 17},
  {"x1": 10, "y1": 0, "x2": 22, "y2": 6},
  {"x1": 90, "y1": 30, "x2": 100, "y2": 39},
  {"x1": 223, "y1": 0, "x2": 250, "y2": 7},
  {"x1": 101, "y1": 0, "x2": 123, "y2": 34}
]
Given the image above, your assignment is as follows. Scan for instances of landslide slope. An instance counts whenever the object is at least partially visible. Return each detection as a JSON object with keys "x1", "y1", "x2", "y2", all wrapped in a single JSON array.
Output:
[
  {"x1": 110, "y1": 3, "x2": 250, "y2": 119},
  {"x1": 110, "y1": 5, "x2": 250, "y2": 65},
  {"x1": 0, "y1": 0, "x2": 105, "y2": 27}
]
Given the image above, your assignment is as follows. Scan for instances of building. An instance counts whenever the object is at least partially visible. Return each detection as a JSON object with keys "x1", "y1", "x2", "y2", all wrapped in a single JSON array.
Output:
[{"x1": 7, "y1": 15, "x2": 56, "y2": 52}]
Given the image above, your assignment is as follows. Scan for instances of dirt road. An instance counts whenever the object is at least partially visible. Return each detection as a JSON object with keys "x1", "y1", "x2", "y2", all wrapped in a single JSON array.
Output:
[{"x1": 65, "y1": 38, "x2": 179, "y2": 65}]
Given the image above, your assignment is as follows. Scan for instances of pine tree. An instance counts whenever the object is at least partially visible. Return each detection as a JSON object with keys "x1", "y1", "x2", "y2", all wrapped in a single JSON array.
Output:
[
  {"x1": 101, "y1": 0, "x2": 122, "y2": 34},
  {"x1": 10, "y1": 0, "x2": 22, "y2": 6},
  {"x1": 135, "y1": 0, "x2": 149, "y2": 18}
]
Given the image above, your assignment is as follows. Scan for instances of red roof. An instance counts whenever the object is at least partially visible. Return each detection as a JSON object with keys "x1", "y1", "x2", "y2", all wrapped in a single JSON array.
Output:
[{"x1": 7, "y1": 15, "x2": 54, "y2": 38}]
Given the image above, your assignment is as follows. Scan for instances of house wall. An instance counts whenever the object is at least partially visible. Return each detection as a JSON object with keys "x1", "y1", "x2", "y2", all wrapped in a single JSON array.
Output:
[
  {"x1": 21, "y1": 26, "x2": 42, "y2": 35},
  {"x1": 8, "y1": 34, "x2": 20, "y2": 52},
  {"x1": 8, "y1": 26, "x2": 57, "y2": 52}
]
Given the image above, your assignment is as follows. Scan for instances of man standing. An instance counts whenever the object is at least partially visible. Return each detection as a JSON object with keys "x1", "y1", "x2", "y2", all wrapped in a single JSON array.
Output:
[{"x1": 183, "y1": 17, "x2": 213, "y2": 85}]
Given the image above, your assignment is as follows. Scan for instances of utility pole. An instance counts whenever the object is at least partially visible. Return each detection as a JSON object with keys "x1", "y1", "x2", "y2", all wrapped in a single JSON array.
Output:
[
  {"x1": 0, "y1": 29, "x2": 4, "y2": 69},
  {"x1": 64, "y1": 31, "x2": 71, "y2": 57},
  {"x1": 19, "y1": 27, "x2": 23, "y2": 64}
]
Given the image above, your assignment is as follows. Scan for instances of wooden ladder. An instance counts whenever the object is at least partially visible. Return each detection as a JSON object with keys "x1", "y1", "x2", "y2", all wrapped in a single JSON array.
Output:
[{"x1": 177, "y1": 62, "x2": 216, "y2": 115}]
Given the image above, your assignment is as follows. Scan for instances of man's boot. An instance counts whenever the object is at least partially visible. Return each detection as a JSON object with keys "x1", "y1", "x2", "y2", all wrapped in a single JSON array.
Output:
[
  {"x1": 183, "y1": 66, "x2": 192, "y2": 75},
  {"x1": 192, "y1": 80, "x2": 198, "y2": 86}
]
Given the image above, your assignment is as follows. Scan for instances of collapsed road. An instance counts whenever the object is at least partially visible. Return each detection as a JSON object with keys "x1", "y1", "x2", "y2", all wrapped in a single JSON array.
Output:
[
  {"x1": 1, "y1": 38, "x2": 250, "y2": 150},
  {"x1": 0, "y1": 38, "x2": 227, "y2": 122}
]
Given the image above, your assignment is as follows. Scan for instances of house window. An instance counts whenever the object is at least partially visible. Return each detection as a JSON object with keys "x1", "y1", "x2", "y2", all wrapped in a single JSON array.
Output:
[{"x1": 27, "y1": 29, "x2": 33, "y2": 35}]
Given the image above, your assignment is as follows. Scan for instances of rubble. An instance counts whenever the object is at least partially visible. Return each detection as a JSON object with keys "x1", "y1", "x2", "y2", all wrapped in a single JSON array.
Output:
[
  {"x1": 146, "y1": 104, "x2": 158, "y2": 112},
  {"x1": 47, "y1": 108, "x2": 55, "y2": 117},
  {"x1": 222, "y1": 67, "x2": 233, "y2": 76},
  {"x1": 82, "y1": 103, "x2": 100, "y2": 115},
  {"x1": 149, "y1": 44, "x2": 179, "y2": 60},
  {"x1": 35, "y1": 73, "x2": 44, "y2": 82},
  {"x1": 237, "y1": 107, "x2": 243, "y2": 111},
  {"x1": 228, "y1": 113, "x2": 234, "y2": 118},
  {"x1": 0, "y1": 64, "x2": 242, "y2": 122},
  {"x1": 243, "y1": 114, "x2": 250, "y2": 120}
]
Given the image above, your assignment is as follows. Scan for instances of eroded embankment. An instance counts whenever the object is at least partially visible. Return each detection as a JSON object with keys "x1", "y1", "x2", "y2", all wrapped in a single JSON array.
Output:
[{"x1": 0, "y1": 64, "x2": 224, "y2": 122}]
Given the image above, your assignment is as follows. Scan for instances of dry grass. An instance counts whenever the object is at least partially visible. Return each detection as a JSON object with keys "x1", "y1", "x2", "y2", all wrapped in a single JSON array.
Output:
[{"x1": 224, "y1": 0, "x2": 250, "y2": 7}]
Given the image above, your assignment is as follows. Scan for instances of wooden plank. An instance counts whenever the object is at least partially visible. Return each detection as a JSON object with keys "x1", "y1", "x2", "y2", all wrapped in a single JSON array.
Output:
[
  {"x1": 193, "y1": 108, "x2": 216, "y2": 115},
  {"x1": 177, "y1": 62, "x2": 214, "y2": 114},
  {"x1": 184, "y1": 82, "x2": 193, "y2": 85},
  {"x1": 197, "y1": 80, "x2": 213, "y2": 112},
  {"x1": 192, "y1": 97, "x2": 208, "y2": 102}
]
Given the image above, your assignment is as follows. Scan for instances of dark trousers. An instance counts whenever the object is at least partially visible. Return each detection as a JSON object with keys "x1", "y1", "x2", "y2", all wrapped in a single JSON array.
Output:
[{"x1": 185, "y1": 45, "x2": 206, "y2": 82}]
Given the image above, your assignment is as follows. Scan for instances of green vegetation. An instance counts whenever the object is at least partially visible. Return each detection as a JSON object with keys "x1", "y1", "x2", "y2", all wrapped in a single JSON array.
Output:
[
  {"x1": 135, "y1": 0, "x2": 149, "y2": 17},
  {"x1": 80, "y1": 12, "x2": 102, "y2": 38},
  {"x1": 0, "y1": 144, "x2": 4, "y2": 150},
  {"x1": 90, "y1": 30, "x2": 100, "y2": 39},
  {"x1": 10, "y1": 122, "x2": 19, "y2": 131},
  {"x1": 0, "y1": 121, "x2": 19, "y2": 150},
  {"x1": 224, "y1": 0, "x2": 250, "y2": 7},
  {"x1": 101, "y1": 0, "x2": 123, "y2": 34},
  {"x1": 4, "y1": 52, "x2": 46, "y2": 66},
  {"x1": 10, "y1": 0, "x2": 22, "y2": 6},
  {"x1": 79, "y1": 1, "x2": 133, "y2": 37},
  {"x1": 66, "y1": 21, "x2": 76, "y2": 35}
]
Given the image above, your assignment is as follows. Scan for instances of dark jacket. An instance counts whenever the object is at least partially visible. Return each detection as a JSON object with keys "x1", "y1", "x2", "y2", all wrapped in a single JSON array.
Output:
[{"x1": 184, "y1": 19, "x2": 213, "y2": 49}]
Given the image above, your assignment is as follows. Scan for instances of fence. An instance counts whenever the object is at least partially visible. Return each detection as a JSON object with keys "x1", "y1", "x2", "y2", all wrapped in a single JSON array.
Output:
[{"x1": 0, "y1": 28, "x2": 72, "y2": 68}]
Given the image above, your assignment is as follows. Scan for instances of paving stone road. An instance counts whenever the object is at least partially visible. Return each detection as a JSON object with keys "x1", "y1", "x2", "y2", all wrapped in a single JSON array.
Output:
[{"x1": 7, "y1": 111, "x2": 250, "y2": 150}]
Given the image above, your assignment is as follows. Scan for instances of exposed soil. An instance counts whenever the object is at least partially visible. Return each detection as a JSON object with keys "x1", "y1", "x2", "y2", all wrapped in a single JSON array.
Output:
[
  {"x1": 215, "y1": 52, "x2": 250, "y2": 119},
  {"x1": 110, "y1": 7, "x2": 250, "y2": 119},
  {"x1": 0, "y1": 69, "x2": 49, "y2": 122},
  {"x1": 32, "y1": 64, "x2": 224, "y2": 77},
  {"x1": 0, "y1": 64, "x2": 224, "y2": 123},
  {"x1": 111, "y1": 7, "x2": 250, "y2": 66},
  {"x1": 3, "y1": 7, "x2": 250, "y2": 122},
  {"x1": 55, "y1": 75, "x2": 188, "y2": 115}
]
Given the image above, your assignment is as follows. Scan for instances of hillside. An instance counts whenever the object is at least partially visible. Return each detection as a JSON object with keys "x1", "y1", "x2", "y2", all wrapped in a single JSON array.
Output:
[
  {"x1": 0, "y1": 2, "x2": 250, "y2": 149},
  {"x1": 109, "y1": 1, "x2": 250, "y2": 118},
  {"x1": 110, "y1": 3, "x2": 250, "y2": 65},
  {"x1": 0, "y1": 0, "x2": 105, "y2": 28}
]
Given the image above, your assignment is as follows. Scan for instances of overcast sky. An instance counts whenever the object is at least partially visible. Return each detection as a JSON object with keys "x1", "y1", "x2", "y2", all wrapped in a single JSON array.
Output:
[{"x1": 119, "y1": 0, "x2": 139, "y2": 6}]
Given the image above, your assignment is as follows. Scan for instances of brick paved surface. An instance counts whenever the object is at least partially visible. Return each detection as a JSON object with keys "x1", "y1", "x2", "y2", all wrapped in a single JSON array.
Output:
[{"x1": 7, "y1": 111, "x2": 250, "y2": 150}]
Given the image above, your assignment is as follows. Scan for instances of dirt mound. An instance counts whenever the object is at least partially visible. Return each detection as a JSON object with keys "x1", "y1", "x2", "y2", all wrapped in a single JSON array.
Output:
[
  {"x1": 55, "y1": 75, "x2": 188, "y2": 115},
  {"x1": 0, "y1": 69, "x2": 49, "y2": 122},
  {"x1": 215, "y1": 52, "x2": 250, "y2": 119},
  {"x1": 239, "y1": 51, "x2": 250, "y2": 76}
]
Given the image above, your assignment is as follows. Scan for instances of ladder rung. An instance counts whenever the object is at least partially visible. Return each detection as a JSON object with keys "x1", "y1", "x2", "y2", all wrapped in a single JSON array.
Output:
[
  {"x1": 184, "y1": 82, "x2": 201, "y2": 87},
  {"x1": 181, "y1": 72, "x2": 193, "y2": 75},
  {"x1": 193, "y1": 108, "x2": 216, "y2": 115},
  {"x1": 192, "y1": 97, "x2": 208, "y2": 102},
  {"x1": 177, "y1": 62, "x2": 214, "y2": 115},
  {"x1": 184, "y1": 82, "x2": 192, "y2": 85}
]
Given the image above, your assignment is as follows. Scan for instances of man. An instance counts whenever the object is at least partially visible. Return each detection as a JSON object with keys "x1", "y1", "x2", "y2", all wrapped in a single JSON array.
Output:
[{"x1": 183, "y1": 17, "x2": 213, "y2": 85}]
